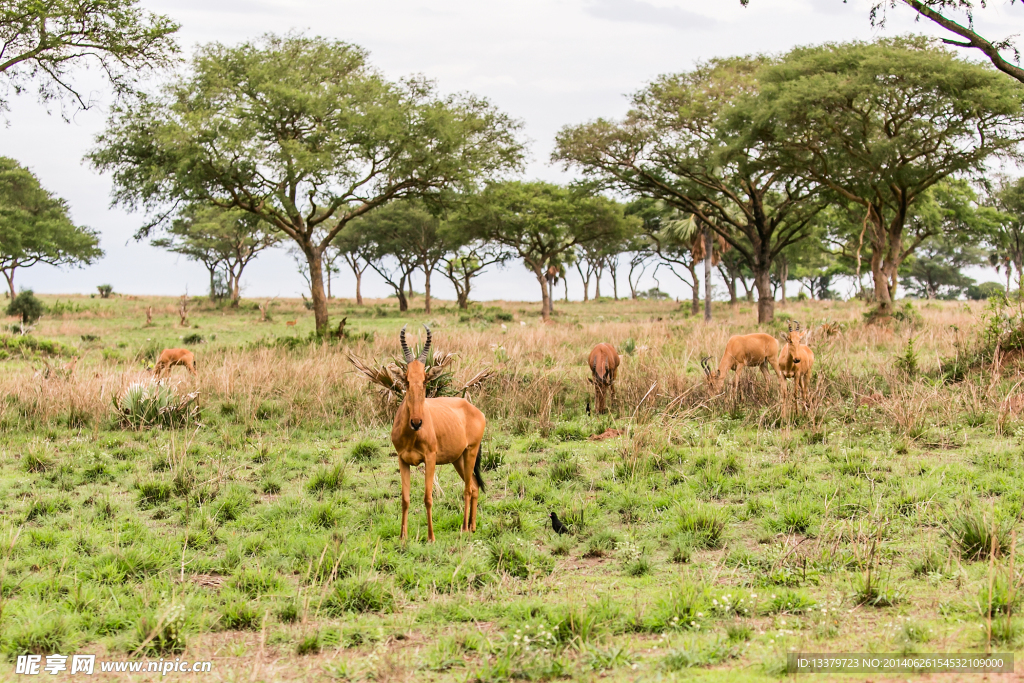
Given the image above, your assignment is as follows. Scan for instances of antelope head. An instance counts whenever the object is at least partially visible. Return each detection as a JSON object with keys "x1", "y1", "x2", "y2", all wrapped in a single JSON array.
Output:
[
  {"x1": 700, "y1": 356, "x2": 722, "y2": 391},
  {"x1": 785, "y1": 319, "x2": 805, "y2": 348},
  {"x1": 400, "y1": 325, "x2": 432, "y2": 432}
]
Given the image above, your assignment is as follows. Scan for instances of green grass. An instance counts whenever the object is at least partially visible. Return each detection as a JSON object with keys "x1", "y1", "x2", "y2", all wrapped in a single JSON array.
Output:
[{"x1": 0, "y1": 294, "x2": 1021, "y2": 679}]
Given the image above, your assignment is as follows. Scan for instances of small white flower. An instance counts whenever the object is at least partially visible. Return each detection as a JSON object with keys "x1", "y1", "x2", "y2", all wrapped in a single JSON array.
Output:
[
  {"x1": 501, "y1": 324, "x2": 507, "y2": 330},
  {"x1": 520, "y1": 321, "x2": 526, "y2": 326}
]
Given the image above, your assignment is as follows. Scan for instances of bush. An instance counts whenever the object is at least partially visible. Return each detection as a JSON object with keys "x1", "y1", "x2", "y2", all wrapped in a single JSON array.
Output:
[
  {"x1": 7, "y1": 290, "x2": 45, "y2": 325},
  {"x1": 97, "y1": 284, "x2": 114, "y2": 299},
  {"x1": 182, "y1": 333, "x2": 204, "y2": 345},
  {"x1": 967, "y1": 282, "x2": 1005, "y2": 301},
  {"x1": 112, "y1": 382, "x2": 200, "y2": 429}
]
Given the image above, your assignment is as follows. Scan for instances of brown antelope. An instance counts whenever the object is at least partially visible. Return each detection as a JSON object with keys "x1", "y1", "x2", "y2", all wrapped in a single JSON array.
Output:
[
  {"x1": 702, "y1": 333, "x2": 784, "y2": 398},
  {"x1": 588, "y1": 343, "x2": 620, "y2": 414},
  {"x1": 285, "y1": 320, "x2": 297, "y2": 327},
  {"x1": 392, "y1": 325, "x2": 486, "y2": 542},
  {"x1": 153, "y1": 348, "x2": 197, "y2": 379},
  {"x1": 779, "y1": 320, "x2": 815, "y2": 406}
]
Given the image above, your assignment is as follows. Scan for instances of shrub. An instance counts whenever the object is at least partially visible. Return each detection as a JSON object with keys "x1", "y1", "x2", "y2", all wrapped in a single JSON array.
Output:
[
  {"x1": 97, "y1": 284, "x2": 114, "y2": 299},
  {"x1": 112, "y1": 382, "x2": 200, "y2": 429},
  {"x1": 7, "y1": 290, "x2": 45, "y2": 325},
  {"x1": 182, "y1": 333, "x2": 204, "y2": 345}
]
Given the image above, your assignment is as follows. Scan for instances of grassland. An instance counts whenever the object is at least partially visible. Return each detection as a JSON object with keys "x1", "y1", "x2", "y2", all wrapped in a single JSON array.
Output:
[{"x1": 1, "y1": 292, "x2": 1022, "y2": 681}]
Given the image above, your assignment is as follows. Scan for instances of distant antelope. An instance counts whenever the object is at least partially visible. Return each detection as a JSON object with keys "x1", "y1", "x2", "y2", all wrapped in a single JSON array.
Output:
[
  {"x1": 392, "y1": 325, "x2": 486, "y2": 542},
  {"x1": 588, "y1": 343, "x2": 620, "y2": 414},
  {"x1": 779, "y1": 320, "x2": 815, "y2": 405},
  {"x1": 153, "y1": 348, "x2": 197, "y2": 379},
  {"x1": 285, "y1": 320, "x2": 297, "y2": 327},
  {"x1": 702, "y1": 333, "x2": 784, "y2": 398}
]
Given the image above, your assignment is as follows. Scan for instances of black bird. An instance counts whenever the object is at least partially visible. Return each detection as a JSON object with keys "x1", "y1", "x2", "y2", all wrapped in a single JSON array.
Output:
[{"x1": 550, "y1": 512, "x2": 569, "y2": 535}]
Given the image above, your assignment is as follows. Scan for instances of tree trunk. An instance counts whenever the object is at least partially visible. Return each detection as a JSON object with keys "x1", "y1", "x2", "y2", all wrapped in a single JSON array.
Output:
[
  {"x1": 397, "y1": 274, "x2": 409, "y2": 312},
  {"x1": 576, "y1": 263, "x2": 590, "y2": 302},
  {"x1": 231, "y1": 272, "x2": 241, "y2": 307},
  {"x1": 703, "y1": 223, "x2": 712, "y2": 322},
  {"x1": 594, "y1": 265, "x2": 602, "y2": 300},
  {"x1": 536, "y1": 269, "x2": 551, "y2": 321},
  {"x1": 4, "y1": 267, "x2": 15, "y2": 300},
  {"x1": 779, "y1": 259, "x2": 788, "y2": 305},
  {"x1": 609, "y1": 260, "x2": 619, "y2": 300},
  {"x1": 689, "y1": 262, "x2": 700, "y2": 316},
  {"x1": 208, "y1": 266, "x2": 217, "y2": 299},
  {"x1": 754, "y1": 267, "x2": 774, "y2": 324},
  {"x1": 870, "y1": 247, "x2": 894, "y2": 318},
  {"x1": 354, "y1": 269, "x2": 363, "y2": 306},
  {"x1": 458, "y1": 276, "x2": 470, "y2": 309},
  {"x1": 423, "y1": 265, "x2": 433, "y2": 314},
  {"x1": 305, "y1": 247, "x2": 330, "y2": 336}
]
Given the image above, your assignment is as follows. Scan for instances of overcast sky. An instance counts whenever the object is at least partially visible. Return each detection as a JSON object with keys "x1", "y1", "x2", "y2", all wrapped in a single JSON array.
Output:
[{"x1": 3, "y1": 0, "x2": 1022, "y2": 303}]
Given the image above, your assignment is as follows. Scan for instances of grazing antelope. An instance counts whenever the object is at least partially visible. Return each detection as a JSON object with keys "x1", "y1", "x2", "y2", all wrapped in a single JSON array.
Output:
[
  {"x1": 153, "y1": 348, "x2": 197, "y2": 379},
  {"x1": 702, "y1": 333, "x2": 784, "y2": 398},
  {"x1": 285, "y1": 320, "x2": 297, "y2": 327},
  {"x1": 779, "y1": 320, "x2": 815, "y2": 406},
  {"x1": 588, "y1": 343, "x2": 620, "y2": 414},
  {"x1": 392, "y1": 325, "x2": 486, "y2": 542}
]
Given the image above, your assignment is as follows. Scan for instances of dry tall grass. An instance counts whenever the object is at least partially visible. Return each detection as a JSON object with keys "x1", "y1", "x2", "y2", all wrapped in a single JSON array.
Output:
[{"x1": 0, "y1": 298, "x2": 1011, "y2": 441}]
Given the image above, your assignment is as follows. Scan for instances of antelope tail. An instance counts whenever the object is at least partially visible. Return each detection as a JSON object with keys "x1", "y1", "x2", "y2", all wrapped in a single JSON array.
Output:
[{"x1": 474, "y1": 444, "x2": 486, "y2": 493}]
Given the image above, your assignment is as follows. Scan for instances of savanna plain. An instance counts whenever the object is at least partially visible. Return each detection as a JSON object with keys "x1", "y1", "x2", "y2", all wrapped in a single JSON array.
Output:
[{"x1": 2, "y1": 293, "x2": 1024, "y2": 682}]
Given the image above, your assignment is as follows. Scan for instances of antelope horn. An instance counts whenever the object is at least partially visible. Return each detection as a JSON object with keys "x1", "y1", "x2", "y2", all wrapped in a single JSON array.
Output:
[
  {"x1": 418, "y1": 325, "x2": 432, "y2": 363},
  {"x1": 795, "y1": 320, "x2": 801, "y2": 331},
  {"x1": 788, "y1": 320, "x2": 794, "y2": 332},
  {"x1": 700, "y1": 356, "x2": 712, "y2": 376},
  {"x1": 400, "y1": 325, "x2": 413, "y2": 363}
]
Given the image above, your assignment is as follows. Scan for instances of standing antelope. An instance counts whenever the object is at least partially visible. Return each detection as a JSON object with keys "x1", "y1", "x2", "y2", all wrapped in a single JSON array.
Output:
[
  {"x1": 153, "y1": 348, "x2": 197, "y2": 379},
  {"x1": 779, "y1": 320, "x2": 815, "y2": 406},
  {"x1": 392, "y1": 325, "x2": 486, "y2": 542},
  {"x1": 702, "y1": 333, "x2": 784, "y2": 398},
  {"x1": 588, "y1": 343, "x2": 620, "y2": 414}
]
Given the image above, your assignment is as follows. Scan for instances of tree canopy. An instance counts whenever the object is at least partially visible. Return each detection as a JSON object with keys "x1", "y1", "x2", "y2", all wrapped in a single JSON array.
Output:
[
  {"x1": 0, "y1": 0, "x2": 179, "y2": 115},
  {"x1": 459, "y1": 181, "x2": 636, "y2": 320},
  {"x1": 152, "y1": 205, "x2": 280, "y2": 305},
  {"x1": 555, "y1": 56, "x2": 824, "y2": 323},
  {"x1": 89, "y1": 32, "x2": 523, "y2": 335},
  {"x1": 748, "y1": 36, "x2": 1024, "y2": 317},
  {"x1": 0, "y1": 157, "x2": 102, "y2": 298}
]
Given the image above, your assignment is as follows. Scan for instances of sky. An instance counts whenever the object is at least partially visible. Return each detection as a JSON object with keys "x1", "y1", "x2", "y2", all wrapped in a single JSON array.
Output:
[{"x1": 2, "y1": 0, "x2": 1023, "y2": 303}]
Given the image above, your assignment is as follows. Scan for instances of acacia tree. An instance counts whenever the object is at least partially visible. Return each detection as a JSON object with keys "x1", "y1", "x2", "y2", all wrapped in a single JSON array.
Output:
[
  {"x1": 356, "y1": 199, "x2": 460, "y2": 313},
  {"x1": 555, "y1": 57, "x2": 823, "y2": 323},
  {"x1": 991, "y1": 177, "x2": 1024, "y2": 293},
  {"x1": 0, "y1": 157, "x2": 102, "y2": 298},
  {"x1": 0, "y1": 0, "x2": 179, "y2": 115},
  {"x1": 439, "y1": 217, "x2": 509, "y2": 309},
  {"x1": 750, "y1": 37, "x2": 1024, "y2": 318},
  {"x1": 89, "y1": 33, "x2": 522, "y2": 336},
  {"x1": 331, "y1": 222, "x2": 374, "y2": 305},
  {"x1": 152, "y1": 205, "x2": 280, "y2": 305},
  {"x1": 462, "y1": 181, "x2": 630, "y2": 320},
  {"x1": 741, "y1": 0, "x2": 1024, "y2": 84}
]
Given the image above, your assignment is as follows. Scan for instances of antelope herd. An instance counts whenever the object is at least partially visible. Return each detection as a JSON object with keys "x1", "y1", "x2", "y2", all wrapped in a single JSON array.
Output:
[{"x1": 146, "y1": 320, "x2": 822, "y2": 543}]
